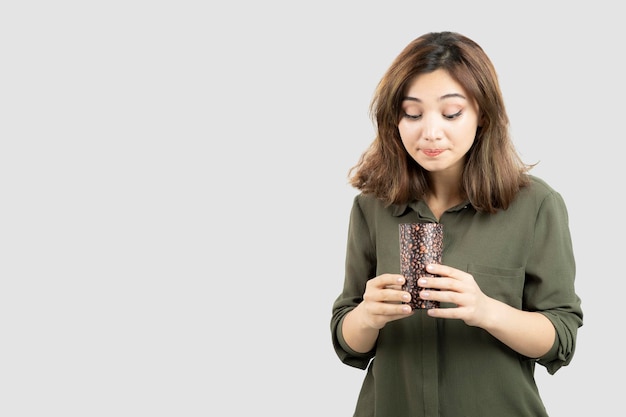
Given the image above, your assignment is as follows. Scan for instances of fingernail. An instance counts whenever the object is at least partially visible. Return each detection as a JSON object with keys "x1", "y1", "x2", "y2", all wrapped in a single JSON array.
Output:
[{"x1": 419, "y1": 278, "x2": 427, "y2": 285}]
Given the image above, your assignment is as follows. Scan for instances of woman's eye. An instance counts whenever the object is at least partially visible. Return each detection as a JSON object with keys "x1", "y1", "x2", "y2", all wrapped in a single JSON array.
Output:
[
  {"x1": 444, "y1": 111, "x2": 462, "y2": 120},
  {"x1": 403, "y1": 113, "x2": 422, "y2": 120}
]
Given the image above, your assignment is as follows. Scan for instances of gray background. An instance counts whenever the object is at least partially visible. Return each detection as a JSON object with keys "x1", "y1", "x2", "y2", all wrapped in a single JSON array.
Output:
[{"x1": 1, "y1": 1, "x2": 621, "y2": 415}]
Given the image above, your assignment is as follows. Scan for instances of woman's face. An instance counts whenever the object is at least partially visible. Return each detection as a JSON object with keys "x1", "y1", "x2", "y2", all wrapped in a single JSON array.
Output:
[{"x1": 398, "y1": 69, "x2": 480, "y2": 177}]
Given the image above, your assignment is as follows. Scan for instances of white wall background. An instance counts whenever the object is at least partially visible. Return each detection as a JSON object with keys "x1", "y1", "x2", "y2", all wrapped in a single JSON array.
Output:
[{"x1": 1, "y1": 1, "x2": 621, "y2": 415}]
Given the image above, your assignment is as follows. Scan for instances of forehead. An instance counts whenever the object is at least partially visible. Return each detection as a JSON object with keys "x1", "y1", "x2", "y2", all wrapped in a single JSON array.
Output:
[{"x1": 404, "y1": 69, "x2": 469, "y2": 100}]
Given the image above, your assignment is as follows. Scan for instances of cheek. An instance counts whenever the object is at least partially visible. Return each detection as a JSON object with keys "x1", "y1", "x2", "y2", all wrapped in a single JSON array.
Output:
[
  {"x1": 458, "y1": 123, "x2": 479, "y2": 147},
  {"x1": 399, "y1": 138, "x2": 411, "y2": 154},
  {"x1": 397, "y1": 127, "x2": 412, "y2": 151},
  {"x1": 397, "y1": 121, "x2": 415, "y2": 142}
]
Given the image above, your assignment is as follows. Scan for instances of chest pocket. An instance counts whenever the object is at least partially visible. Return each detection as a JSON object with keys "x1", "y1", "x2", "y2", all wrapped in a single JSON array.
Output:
[{"x1": 467, "y1": 264, "x2": 525, "y2": 309}]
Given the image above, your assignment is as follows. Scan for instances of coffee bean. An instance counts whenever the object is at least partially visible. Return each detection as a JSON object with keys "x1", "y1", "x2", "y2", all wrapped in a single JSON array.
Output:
[{"x1": 399, "y1": 223, "x2": 444, "y2": 310}]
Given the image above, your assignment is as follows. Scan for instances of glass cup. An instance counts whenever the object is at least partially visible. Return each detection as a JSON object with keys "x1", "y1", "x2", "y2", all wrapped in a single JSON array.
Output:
[{"x1": 399, "y1": 222, "x2": 444, "y2": 309}]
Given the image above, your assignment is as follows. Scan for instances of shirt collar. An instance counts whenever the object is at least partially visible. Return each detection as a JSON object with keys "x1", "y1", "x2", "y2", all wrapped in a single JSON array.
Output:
[{"x1": 392, "y1": 199, "x2": 472, "y2": 218}]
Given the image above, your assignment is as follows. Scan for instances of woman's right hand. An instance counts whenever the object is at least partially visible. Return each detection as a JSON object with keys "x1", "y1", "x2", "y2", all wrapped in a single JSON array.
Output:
[
  {"x1": 341, "y1": 274, "x2": 413, "y2": 353},
  {"x1": 355, "y1": 274, "x2": 414, "y2": 330}
]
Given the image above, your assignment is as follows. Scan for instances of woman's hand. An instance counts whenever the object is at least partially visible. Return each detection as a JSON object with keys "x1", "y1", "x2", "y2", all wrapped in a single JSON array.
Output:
[
  {"x1": 342, "y1": 274, "x2": 413, "y2": 353},
  {"x1": 357, "y1": 273, "x2": 414, "y2": 330},
  {"x1": 418, "y1": 263, "x2": 492, "y2": 328},
  {"x1": 419, "y1": 263, "x2": 555, "y2": 357}
]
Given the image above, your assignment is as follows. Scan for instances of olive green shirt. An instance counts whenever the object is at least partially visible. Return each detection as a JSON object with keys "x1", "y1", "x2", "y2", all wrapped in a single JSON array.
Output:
[{"x1": 331, "y1": 176, "x2": 583, "y2": 417}]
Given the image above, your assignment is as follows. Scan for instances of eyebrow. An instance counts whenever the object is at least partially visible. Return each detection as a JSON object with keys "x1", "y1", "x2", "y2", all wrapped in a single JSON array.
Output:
[{"x1": 402, "y1": 93, "x2": 467, "y2": 102}]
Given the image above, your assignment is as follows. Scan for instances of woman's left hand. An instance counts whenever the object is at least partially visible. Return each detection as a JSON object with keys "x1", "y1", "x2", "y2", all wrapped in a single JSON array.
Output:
[
  {"x1": 419, "y1": 263, "x2": 557, "y2": 358},
  {"x1": 418, "y1": 263, "x2": 492, "y2": 328}
]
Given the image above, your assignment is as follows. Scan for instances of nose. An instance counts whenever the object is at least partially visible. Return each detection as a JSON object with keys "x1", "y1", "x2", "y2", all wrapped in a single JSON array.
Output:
[{"x1": 421, "y1": 114, "x2": 443, "y2": 141}]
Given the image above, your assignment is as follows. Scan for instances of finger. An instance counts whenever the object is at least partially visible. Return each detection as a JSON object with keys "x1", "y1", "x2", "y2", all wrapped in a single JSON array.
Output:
[
  {"x1": 364, "y1": 285, "x2": 410, "y2": 305},
  {"x1": 425, "y1": 264, "x2": 469, "y2": 280},
  {"x1": 424, "y1": 263, "x2": 450, "y2": 276},
  {"x1": 379, "y1": 288, "x2": 411, "y2": 304},
  {"x1": 417, "y1": 277, "x2": 456, "y2": 291},
  {"x1": 419, "y1": 288, "x2": 459, "y2": 305},
  {"x1": 391, "y1": 304, "x2": 413, "y2": 316},
  {"x1": 367, "y1": 298, "x2": 413, "y2": 316},
  {"x1": 371, "y1": 273, "x2": 405, "y2": 288},
  {"x1": 426, "y1": 306, "x2": 462, "y2": 319},
  {"x1": 385, "y1": 285, "x2": 403, "y2": 290}
]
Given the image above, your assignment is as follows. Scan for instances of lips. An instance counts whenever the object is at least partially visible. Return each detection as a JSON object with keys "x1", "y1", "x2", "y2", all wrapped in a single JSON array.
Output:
[{"x1": 422, "y1": 149, "x2": 444, "y2": 157}]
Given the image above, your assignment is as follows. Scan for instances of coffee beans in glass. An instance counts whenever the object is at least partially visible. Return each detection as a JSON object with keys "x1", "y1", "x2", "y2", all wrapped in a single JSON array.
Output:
[{"x1": 399, "y1": 223, "x2": 444, "y2": 310}]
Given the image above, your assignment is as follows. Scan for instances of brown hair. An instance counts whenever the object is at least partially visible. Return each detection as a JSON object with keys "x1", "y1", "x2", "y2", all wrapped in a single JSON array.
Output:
[{"x1": 348, "y1": 31, "x2": 532, "y2": 213}]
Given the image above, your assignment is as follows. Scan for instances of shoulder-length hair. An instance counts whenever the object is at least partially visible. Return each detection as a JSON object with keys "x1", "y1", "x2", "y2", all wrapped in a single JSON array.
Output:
[{"x1": 348, "y1": 31, "x2": 532, "y2": 213}]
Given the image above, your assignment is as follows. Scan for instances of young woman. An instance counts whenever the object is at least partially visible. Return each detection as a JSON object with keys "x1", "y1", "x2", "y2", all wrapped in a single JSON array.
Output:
[{"x1": 330, "y1": 31, "x2": 583, "y2": 417}]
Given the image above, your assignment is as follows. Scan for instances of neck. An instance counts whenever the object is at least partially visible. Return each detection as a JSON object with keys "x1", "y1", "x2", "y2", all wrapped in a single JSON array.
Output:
[{"x1": 425, "y1": 172, "x2": 464, "y2": 219}]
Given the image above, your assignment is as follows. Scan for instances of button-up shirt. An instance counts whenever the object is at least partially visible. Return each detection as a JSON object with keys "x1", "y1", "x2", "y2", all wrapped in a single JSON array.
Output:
[{"x1": 331, "y1": 175, "x2": 583, "y2": 417}]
